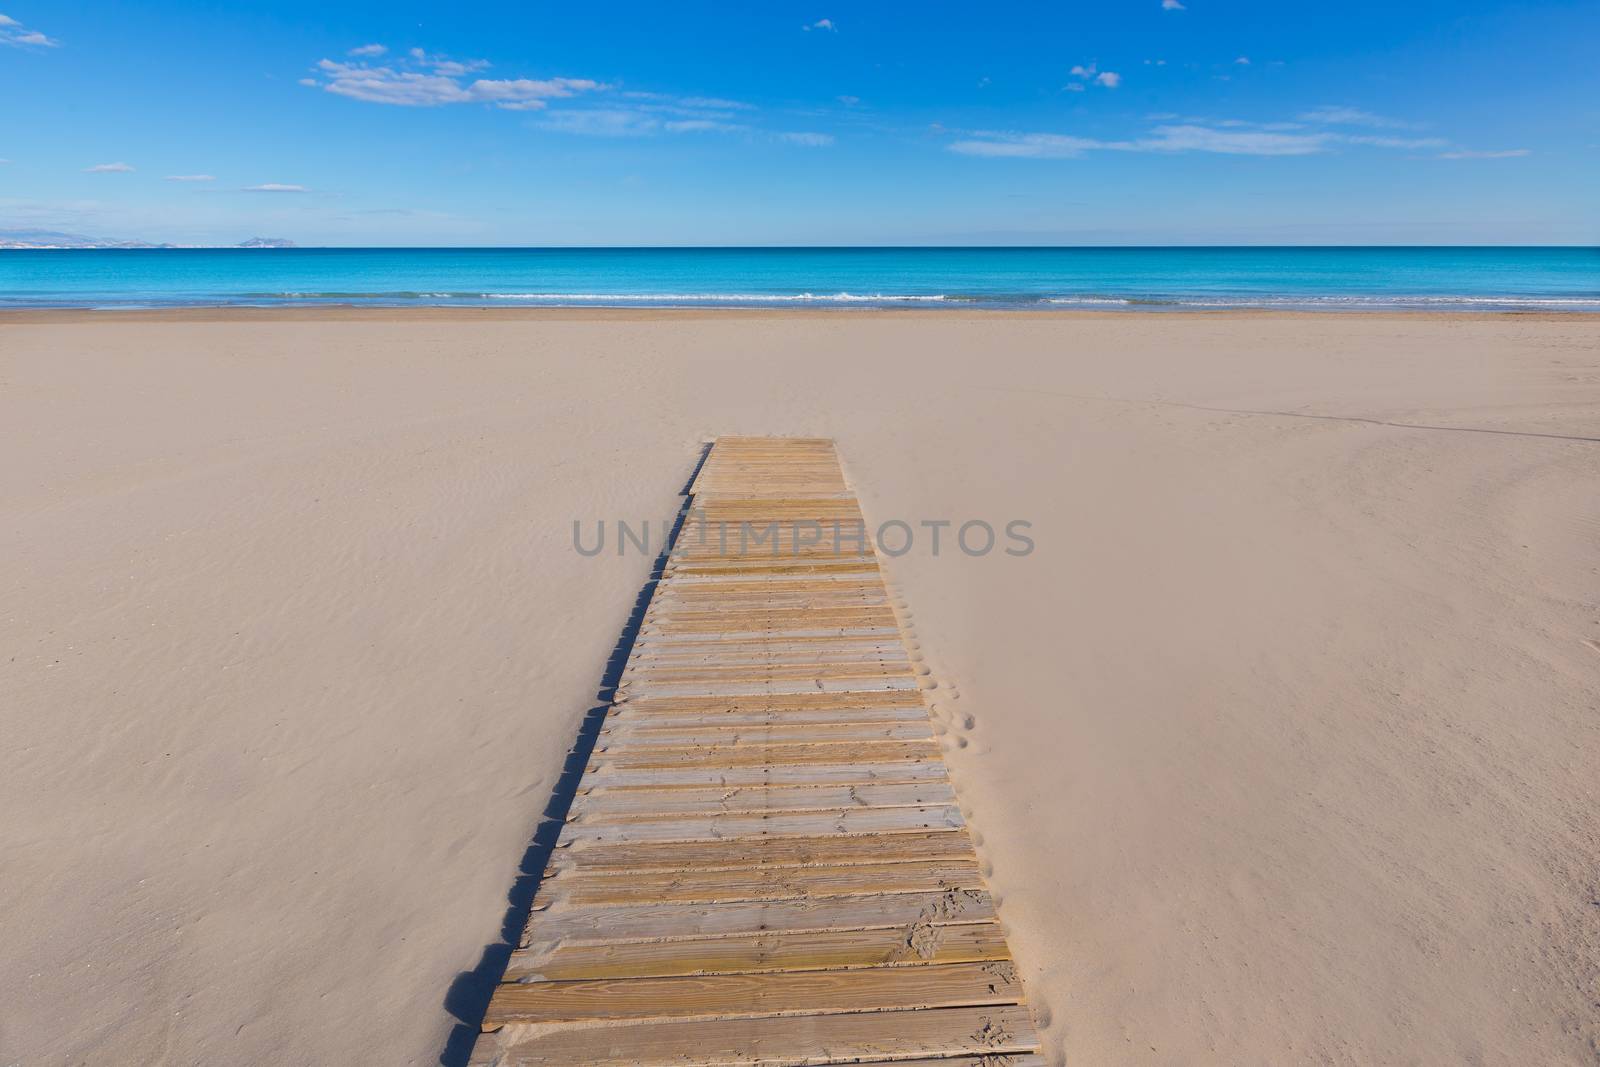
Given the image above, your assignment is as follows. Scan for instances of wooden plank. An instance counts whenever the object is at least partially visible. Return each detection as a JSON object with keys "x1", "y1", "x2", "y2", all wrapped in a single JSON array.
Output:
[
  {"x1": 599, "y1": 723, "x2": 935, "y2": 749},
  {"x1": 541, "y1": 860, "x2": 988, "y2": 907},
  {"x1": 519, "y1": 889, "x2": 995, "y2": 947},
  {"x1": 582, "y1": 760, "x2": 950, "y2": 790},
  {"x1": 618, "y1": 688, "x2": 926, "y2": 713},
  {"x1": 559, "y1": 805, "x2": 965, "y2": 846},
  {"x1": 470, "y1": 1004, "x2": 1040, "y2": 1065},
  {"x1": 605, "y1": 705, "x2": 928, "y2": 728},
  {"x1": 504, "y1": 922, "x2": 1011, "y2": 981},
  {"x1": 592, "y1": 740, "x2": 940, "y2": 770},
  {"x1": 569, "y1": 781, "x2": 956, "y2": 818},
  {"x1": 483, "y1": 960, "x2": 1023, "y2": 1026},
  {"x1": 550, "y1": 830, "x2": 974, "y2": 874},
  {"x1": 623, "y1": 664, "x2": 915, "y2": 684}
]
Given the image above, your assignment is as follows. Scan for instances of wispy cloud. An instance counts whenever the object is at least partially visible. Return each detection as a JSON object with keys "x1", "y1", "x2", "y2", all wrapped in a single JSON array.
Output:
[
  {"x1": 245, "y1": 183, "x2": 308, "y2": 192},
  {"x1": 664, "y1": 119, "x2": 750, "y2": 134},
  {"x1": 1162, "y1": 0, "x2": 1186, "y2": 9},
  {"x1": 306, "y1": 50, "x2": 602, "y2": 110},
  {"x1": 1438, "y1": 148, "x2": 1530, "y2": 159},
  {"x1": 804, "y1": 18, "x2": 835, "y2": 31},
  {"x1": 1068, "y1": 63, "x2": 1121, "y2": 89},
  {"x1": 1300, "y1": 105, "x2": 1416, "y2": 129},
  {"x1": 778, "y1": 131, "x2": 835, "y2": 147},
  {"x1": 677, "y1": 96, "x2": 755, "y2": 111},
  {"x1": 165, "y1": 174, "x2": 216, "y2": 182},
  {"x1": 1234, "y1": 56, "x2": 1251, "y2": 65},
  {"x1": 951, "y1": 133, "x2": 1104, "y2": 158},
  {"x1": 84, "y1": 162, "x2": 135, "y2": 173},
  {"x1": 1344, "y1": 134, "x2": 1446, "y2": 149},
  {"x1": 0, "y1": 11, "x2": 57, "y2": 47},
  {"x1": 837, "y1": 95, "x2": 861, "y2": 106},
  {"x1": 347, "y1": 43, "x2": 386, "y2": 57},
  {"x1": 618, "y1": 91, "x2": 754, "y2": 117},
  {"x1": 950, "y1": 114, "x2": 1484, "y2": 159},
  {"x1": 540, "y1": 91, "x2": 783, "y2": 140},
  {"x1": 537, "y1": 108, "x2": 662, "y2": 137},
  {"x1": 1146, "y1": 125, "x2": 1327, "y2": 153}
]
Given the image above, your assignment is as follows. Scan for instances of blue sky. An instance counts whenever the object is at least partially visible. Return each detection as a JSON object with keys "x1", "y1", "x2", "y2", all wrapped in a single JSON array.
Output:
[{"x1": 2, "y1": 1, "x2": 1596, "y2": 245}]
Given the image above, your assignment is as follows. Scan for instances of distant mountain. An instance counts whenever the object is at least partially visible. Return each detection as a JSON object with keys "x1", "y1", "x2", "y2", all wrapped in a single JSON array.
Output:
[
  {"x1": 0, "y1": 229, "x2": 297, "y2": 249},
  {"x1": 0, "y1": 229, "x2": 169, "y2": 249}
]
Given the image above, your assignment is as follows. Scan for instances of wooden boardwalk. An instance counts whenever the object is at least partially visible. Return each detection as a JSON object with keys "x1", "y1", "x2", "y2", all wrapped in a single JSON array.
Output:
[{"x1": 471, "y1": 437, "x2": 1040, "y2": 1066}]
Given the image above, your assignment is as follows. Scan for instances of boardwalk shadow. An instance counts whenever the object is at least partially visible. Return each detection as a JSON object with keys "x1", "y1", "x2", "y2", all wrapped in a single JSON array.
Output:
[{"x1": 438, "y1": 443, "x2": 710, "y2": 1067}]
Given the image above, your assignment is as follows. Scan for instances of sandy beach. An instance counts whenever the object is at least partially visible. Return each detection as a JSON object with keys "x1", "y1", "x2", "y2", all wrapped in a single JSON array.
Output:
[{"x1": 3, "y1": 309, "x2": 1598, "y2": 1065}]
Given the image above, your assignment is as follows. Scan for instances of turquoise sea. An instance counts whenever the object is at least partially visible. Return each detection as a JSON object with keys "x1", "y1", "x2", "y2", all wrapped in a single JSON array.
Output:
[{"x1": 1, "y1": 247, "x2": 1596, "y2": 311}]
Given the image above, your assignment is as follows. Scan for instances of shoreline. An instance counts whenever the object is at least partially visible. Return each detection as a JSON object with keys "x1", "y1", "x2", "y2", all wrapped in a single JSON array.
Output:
[{"x1": 3, "y1": 304, "x2": 1596, "y2": 324}]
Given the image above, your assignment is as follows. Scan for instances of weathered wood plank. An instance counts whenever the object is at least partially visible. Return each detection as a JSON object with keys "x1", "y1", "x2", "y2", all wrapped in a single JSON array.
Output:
[
  {"x1": 623, "y1": 664, "x2": 916, "y2": 685},
  {"x1": 599, "y1": 723, "x2": 934, "y2": 749},
  {"x1": 617, "y1": 688, "x2": 926, "y2": 713},
  {"x1": 519, "y1": 889, "x2": 994, "y2": 947},
  {"x1": 592, "y1": 739, "x2": 940, "y2": 770},
  {"x1": 559, "y1": 804, "x2": 965, "y2": 846},
  {"x1": 504, "y1": 921, "x2": 1011, "y2": 981},
  {"x1": 471, "y1": 1004, "x2": 1040, "y2": 1065},
  {"x1": 484, "y1": 960, "x2": 1023, "y2": 1026},
  {"x1": 541, "y1": 859, "x2": 988, "y2": 907},
  {"x1": 581, "y1": 760, "x2": 950, "y2": 790},
  {"x1": 570, "y1": 781, "x2": 956, "y2": 819},
  {"x1": 550, "y1": 830, "x2": 974, "y2": 874}
]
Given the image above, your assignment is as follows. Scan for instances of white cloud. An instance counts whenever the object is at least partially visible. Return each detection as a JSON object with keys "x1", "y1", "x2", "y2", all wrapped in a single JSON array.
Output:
[
  {"x1": 1162, "y1": 0, "x2": 1186, "y2": 9},
  {"x1": 1069, "y1": 62, "x2": 1121, "y2": 89},
  {"x1": 1, "y1": 11, "x2": 57, "y2": 47},
  {"x1": 245, "y1": 183, "x2": 308, "y2": 192},
  {"x1": 1141, "y1": 124, "x2": 1327, "y2": 154},
  {"x1": 837, "y1": 95, "x2": 861, "y2": 106},
  {"x1": 307, "y1": 52, "x2": 602, "y2": 110},
  {"x1": 804, "y1": 18, "x2": 835, "y2": 31},
  {"x1": 165, "y1": 174, "x2": 216, "y2": 182},
  {"x1": 664, "y1": 119, "x2": 749, "y2": 133},
  {"x1": 677, "y1": 96, "x2": 754, "y2": 111},
  {"x1": 538, "y1": 108, "x2": 662, "y2": 137},
  {"x1": 1344, "y1": 134, "x2": 1446, "y2": 149},
  {"x1": 778, "y1": 131, "x2": 834, "y2": 147},
  {"x1": 1300, "y1": 106, "x2": 1415, "y2": 129},
  {"x1": 84, "y1": 162, "x2": 135, "y2": 173},
  {"x1": 1235, "y1": 56, "x2": 1251, "y2": 65},
  {"x1": 347, "y1": 43, "x2": 386, "y2": 57},
  {"x1": 947, "y1": 115, "x2": 1501, "y2": 160},
  {"x1": 539, "y1": 91, "x2": 783, "y2": 139},
  {"x1": 951, "y1": 123, "x2": 1334, "y2": 158},
  {"x1": 950, "y1": 133, "x2": 1103, "y2": 158},
  {"x1": 1438, "y1": 148, "x2": 1530, "y2": 159}
]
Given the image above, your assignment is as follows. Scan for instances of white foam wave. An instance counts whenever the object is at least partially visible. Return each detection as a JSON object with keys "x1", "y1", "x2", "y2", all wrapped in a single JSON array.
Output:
[
  {"x1": 480, "y1": 291, "x2": 950, "y2": 303},
  {"x1": 1168, "y1": 295, "x2": 1600, "y2": 308}
]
